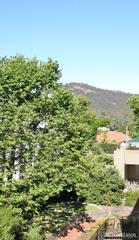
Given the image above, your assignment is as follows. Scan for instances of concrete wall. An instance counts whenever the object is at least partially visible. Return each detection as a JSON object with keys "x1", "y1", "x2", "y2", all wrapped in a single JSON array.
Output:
[
  {"x1": 114, "y1": 149, "x2": 139, "y2": 179},
  {"x1": 124, "y1": 150, "x2": 139, "y2": 165},
  {"x1": 114, "y1": 149, "x2": 125, "y2": 179}
]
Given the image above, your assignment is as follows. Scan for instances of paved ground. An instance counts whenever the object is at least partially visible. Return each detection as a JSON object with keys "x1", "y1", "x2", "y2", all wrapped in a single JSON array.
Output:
[
  {"x1": 94, "y1": 205, "x2": 133, "y2": 217},
  {"x1": 57, "y1": 205, "x2": 134, "y2": 240},
  {"x1": 58, "y1": 221, "x2": 96, "y2": 240},
  {"x1": 87, "y1": 204, "x2": 133, "y2": 220}
]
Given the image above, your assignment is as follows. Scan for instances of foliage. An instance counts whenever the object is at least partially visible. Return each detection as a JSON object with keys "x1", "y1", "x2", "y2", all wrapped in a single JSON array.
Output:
[
  {"x1": 0, "y1": 56, "x2": 100, "y2": 237},
  {"x1": 124, "y1": 191, "x2": 139, "y2": 207},
  {"x1": 76, "y1": 155, "x2": 124, "y2": 205},
  {"x1": 108, "y1": 116, "x2": 130, "y2": 133},
  {"x1": 0, "y1": 56, "x2": 98, "y2": 207},
  {"x1": 128, "y1": 97, "x2": 139, "y2": 137},
  {"x1": 89, "y1": 143, "x2": 114, "y2": 164},
  {"x1": 98, "y1": 143, "x2": 117, "y2": 154},
  {"x1": 91, "y1": 153, "x2": 113, "y2": 165},
  {"x1": 0, "y1": 56, "x2": 125, "y2": 238},
  {"x1": 95, "y1": 115, "x2": 110, "y2": 128},
  {"x1": 0, "y1": 207, "x2": 24, "y2": 240},
  {"x1": 24, "y1": 227, "x2": 42, "y2": 240},
  {"x1": 35, "y1": 202, "x2": 86, "y2": 236}
]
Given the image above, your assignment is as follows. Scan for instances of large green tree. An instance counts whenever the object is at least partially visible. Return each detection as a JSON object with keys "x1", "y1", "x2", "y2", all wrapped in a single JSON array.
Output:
[
  {"x1": 128, "y1": 96, "x2": 139, "y2": 137},
  {"x1": 0, "y1": 56, "x2": 124, "y2": 239},
  {"x1": 0, "y1": 56, "x2": 99, "y2": 213}
]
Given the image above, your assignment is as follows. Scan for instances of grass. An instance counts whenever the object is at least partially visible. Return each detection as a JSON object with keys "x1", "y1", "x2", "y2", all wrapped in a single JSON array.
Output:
[{"x1": 85, "y1": 203, "x2": 102, "y2": 213}]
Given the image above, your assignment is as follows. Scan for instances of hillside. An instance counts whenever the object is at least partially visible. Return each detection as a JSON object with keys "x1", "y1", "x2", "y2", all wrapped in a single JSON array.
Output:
[{"x1": 66, "y1": 82, "x2": 137, "y2": 117}]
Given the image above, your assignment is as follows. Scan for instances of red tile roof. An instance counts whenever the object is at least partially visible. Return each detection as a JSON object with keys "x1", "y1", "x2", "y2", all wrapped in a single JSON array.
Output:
[{"x1": 96, "y1": 131, "x2": 131, "y2": 144}]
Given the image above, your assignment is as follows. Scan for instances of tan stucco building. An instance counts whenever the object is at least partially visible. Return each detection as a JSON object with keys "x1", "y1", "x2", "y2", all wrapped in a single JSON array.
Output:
[{"x1": 114, "y1": 148, "x2": 139, "y2": 181}]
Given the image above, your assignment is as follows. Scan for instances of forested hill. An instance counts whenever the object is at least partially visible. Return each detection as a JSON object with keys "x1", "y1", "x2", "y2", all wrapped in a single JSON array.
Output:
[{"x1": 66, "y1": 82, "x2": 137, "y2": 117}]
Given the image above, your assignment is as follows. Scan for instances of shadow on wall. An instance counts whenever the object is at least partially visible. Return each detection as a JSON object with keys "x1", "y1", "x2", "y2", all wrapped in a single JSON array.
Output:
[{"x1": 120, "y1": 198, "x2": 139, "y2": 240}]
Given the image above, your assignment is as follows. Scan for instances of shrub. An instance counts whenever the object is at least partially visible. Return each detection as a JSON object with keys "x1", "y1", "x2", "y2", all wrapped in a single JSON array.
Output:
[
  {"x1": 24, "y1": 227, "x2": 42, "y2": 240},
  {"x1": 78, "y1": 156, "x2": 124, "y2": 205},
  {"x1": 0, "y1": 207, "x2": 24, "y2": 240},
  {"x1": 99, "y1": 143, "x2": 117, "y2": 154},
  {"x1": 124, "y1": 191, "x2": 139, "y2": 207}
]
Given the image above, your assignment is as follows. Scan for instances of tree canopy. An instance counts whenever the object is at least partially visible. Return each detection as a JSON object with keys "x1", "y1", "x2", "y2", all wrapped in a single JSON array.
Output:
[
  {"x1": 128, "y1": 96, "x2": 139, "y2": 137},
  {"x1": 0, "y1": 56, "x2": 124, "y2": 239},
  {"x1": 0, "y1": 56, "x2": 99, "y2": 209}
]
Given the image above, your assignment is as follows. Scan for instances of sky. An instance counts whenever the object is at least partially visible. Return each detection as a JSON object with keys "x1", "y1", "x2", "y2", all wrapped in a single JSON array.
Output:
[{"x1": 0, "y1": 0, "x2": 139, "y2": 93}]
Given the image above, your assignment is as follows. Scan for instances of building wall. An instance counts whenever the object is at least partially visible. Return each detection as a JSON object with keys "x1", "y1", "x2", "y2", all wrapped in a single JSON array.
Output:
[
  {"x1": 114, "y1": 149, "x2": 125, "y2": 178},
  {"x1": 114, "y1": 149, "x2": 139, "y2": 180}
]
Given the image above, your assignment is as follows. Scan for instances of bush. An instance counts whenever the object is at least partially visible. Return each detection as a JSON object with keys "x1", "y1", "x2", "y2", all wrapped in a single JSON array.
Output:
[
  {"x1": 99, "y1": 143, "x2": 117, "y2": 154},
  {"x1": 89, "y1": 143, "x2": 114, "y2": 164},
  {"x1": 91, "y1": 154, "x2": 113, "y2": 165},
  {"x1": 124, "y1": 191, "x2": 139, "y2": 207},
  {"x1": 78, "y1": 155, "x2": 124, "y2": 205},
  {"x1": 24, "y1": 227, "x2": 42, "y2": 240},
  {"x1": 0, "y1": 207, "x2": 43, "y2": 240},
  {"x1": 0, "y1": 207, "x2": 24, "y2": 240}
]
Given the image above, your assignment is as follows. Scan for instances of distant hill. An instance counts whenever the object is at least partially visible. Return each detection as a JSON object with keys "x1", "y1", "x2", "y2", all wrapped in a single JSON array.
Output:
[{"x1": 66, "y1": 82, "x2": 137, "y2": 117}]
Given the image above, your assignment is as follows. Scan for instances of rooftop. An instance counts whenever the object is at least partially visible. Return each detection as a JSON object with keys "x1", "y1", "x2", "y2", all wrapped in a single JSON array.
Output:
[{"x1": 96, "y1": 131, "x2": 131, "y2": 144}]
